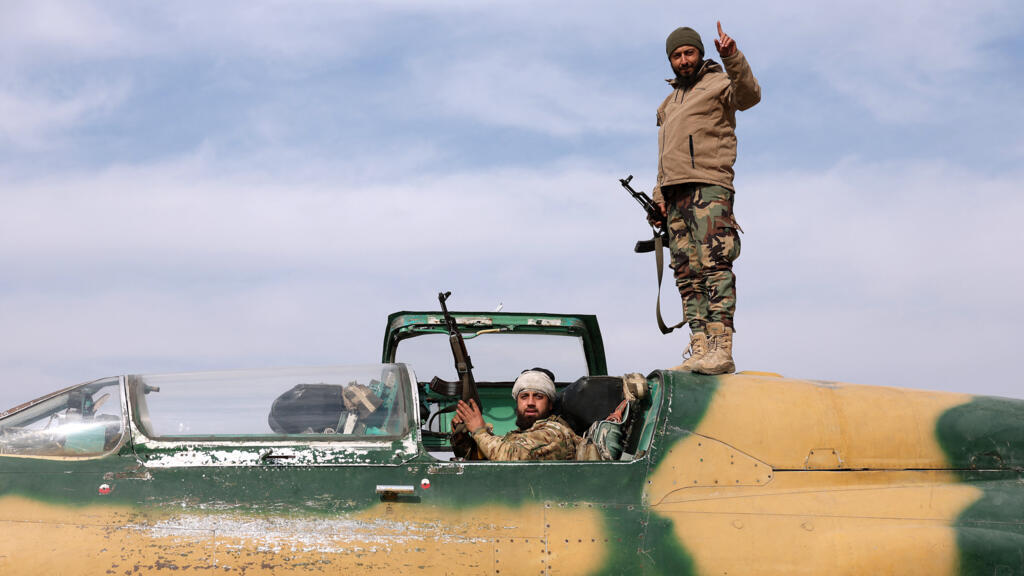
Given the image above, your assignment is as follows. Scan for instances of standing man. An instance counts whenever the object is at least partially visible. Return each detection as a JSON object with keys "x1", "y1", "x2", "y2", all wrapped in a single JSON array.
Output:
[
  {"x1": 653, "y1": 22, "x2": 760, "y2": 374},
  {"x1": 451, "y1": 368, "x2": 578, "y2": 461}
]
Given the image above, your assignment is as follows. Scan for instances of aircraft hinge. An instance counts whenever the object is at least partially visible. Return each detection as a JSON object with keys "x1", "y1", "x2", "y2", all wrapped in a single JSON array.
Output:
[{"x1": 805, "y1": 448, "x2": 845, "y2": 469}]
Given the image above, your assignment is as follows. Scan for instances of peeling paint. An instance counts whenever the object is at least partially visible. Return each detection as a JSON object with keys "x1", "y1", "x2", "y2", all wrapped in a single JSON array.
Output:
[
  {"x1": 0, "y1": 496, "x2": 609, "y2": 574},
  {"x1": 130, "y1": 514, "x2": 495, "y2": 554},
  {"x1": 137, "y1": 435, "x2": 418, "y2": 467}
]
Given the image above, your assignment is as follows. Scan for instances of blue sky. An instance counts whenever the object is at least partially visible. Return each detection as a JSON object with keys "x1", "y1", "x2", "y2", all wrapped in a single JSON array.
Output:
[{"x1": 1, "y1": 0, "x2": 1022, "y2": 409}]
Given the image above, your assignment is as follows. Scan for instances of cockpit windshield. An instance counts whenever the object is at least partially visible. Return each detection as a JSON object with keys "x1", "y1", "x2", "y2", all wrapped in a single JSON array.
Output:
[
  {"x1": 0, "y1": 377, "x2": 125, "y2": 457},
  {"x1": 129, "y1": 364, "x2": 410, "y2": 440}
]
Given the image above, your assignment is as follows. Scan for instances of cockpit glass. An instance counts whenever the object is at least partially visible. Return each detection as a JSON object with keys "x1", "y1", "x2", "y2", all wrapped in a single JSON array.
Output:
[
  {"x1": 130, "y1": 364, "x2": 409, "y2": 439},
  {"x1": 0, "y1": 377, "x2": 125, "y2": 457}
]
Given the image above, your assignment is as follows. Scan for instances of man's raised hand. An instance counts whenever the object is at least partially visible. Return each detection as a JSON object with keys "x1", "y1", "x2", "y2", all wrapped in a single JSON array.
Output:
[
  {"x1": 714, "y1": 21, "x2": 737, "y2": 58},
  {"x1": 454, "y1": 399, "x2": 485, "y2": 433}
]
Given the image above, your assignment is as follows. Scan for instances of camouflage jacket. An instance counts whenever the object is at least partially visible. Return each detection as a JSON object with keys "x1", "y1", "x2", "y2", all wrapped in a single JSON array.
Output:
[
  {"x1": 469, "y1": 415, "x2": 579, "y2": 461},
  {"x1": 654, "y1": 50, "x2": 761, "y2": 202}
]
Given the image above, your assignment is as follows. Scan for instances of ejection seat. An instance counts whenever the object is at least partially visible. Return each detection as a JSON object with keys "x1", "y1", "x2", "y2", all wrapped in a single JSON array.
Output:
[
  {"x1": 268, "y1": 383, "x2": 389, "y2": 435},
  {"x1": 556, "y1": 374, "x2": 649, "y2": 460}
]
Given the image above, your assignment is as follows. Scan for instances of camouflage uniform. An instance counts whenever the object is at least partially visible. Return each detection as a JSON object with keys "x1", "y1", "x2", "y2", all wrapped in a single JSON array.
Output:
[
  {"x1": 469, "y1": 415, "x2": 579, "y2": 461},
  {"x1": 665, "y1": 183, "x2": 741, "y2": 331}
]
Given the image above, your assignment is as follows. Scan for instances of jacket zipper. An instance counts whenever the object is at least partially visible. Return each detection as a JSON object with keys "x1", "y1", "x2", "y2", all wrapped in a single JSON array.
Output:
[{"x1": 688, "y1": 135, "x2": 695, "y2": 168}]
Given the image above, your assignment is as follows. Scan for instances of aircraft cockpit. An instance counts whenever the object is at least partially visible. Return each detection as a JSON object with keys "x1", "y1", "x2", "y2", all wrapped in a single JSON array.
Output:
[
  {"x1": 126, "y1": 364, "x2": 409, "y2": 440},
  {"x1": 0, "y1": 377, "x2": 125, "y2": 458},
  {"x1": 0, "y1": 365, "x2": 416, "y2": 463},
  {"x1": 385, "y1": 310, "x2": 659, "y2": 461}
]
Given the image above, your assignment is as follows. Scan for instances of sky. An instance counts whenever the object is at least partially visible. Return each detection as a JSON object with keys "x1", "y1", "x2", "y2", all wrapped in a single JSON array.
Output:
[{"x1": 1, "y1": 0, "x2": 1022, "y2": 410}]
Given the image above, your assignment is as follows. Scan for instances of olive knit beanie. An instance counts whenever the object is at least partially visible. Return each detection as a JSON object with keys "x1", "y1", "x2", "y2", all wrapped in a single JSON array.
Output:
[{"x1": 665, "y1": 27, "x2": 704, "y2": 58}]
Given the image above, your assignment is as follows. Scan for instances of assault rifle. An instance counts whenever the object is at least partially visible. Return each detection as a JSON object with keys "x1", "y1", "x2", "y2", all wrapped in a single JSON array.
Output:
[
  {"x1": 620, "y1": 175, "x2": 669, "y2": 253},
  {"x1": 434, "y1": 291, "x2": 483, "y2": 458},
  {"x1": 437, "y1": 291, "x2": 481, "y2": 411},
  {"x1": 620, "y1": 176, "x2": 685, "y2": 334}
]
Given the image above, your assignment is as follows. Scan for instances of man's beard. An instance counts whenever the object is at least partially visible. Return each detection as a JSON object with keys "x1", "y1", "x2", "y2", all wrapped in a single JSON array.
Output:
[
  {"x1": 675, "y1": 60, "x2": 702, "y2": 86},
  {"x1": 516, "y1": 412, "x2": 542, "y2": 430}
]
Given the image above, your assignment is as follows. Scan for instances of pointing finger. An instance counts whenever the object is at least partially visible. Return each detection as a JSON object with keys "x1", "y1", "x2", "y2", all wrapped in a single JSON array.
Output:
[{"x1": 717, "y1": 21, "x2": 724, "y2": 39}]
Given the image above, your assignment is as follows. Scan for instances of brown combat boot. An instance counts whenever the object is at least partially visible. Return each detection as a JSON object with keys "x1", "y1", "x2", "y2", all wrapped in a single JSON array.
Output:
[
  {"x1": 694, "y1": 322, "x2": 735, "y2": 375},
  {"x1": 671, "y1": 331, "x2": 709, "y2": 371}
]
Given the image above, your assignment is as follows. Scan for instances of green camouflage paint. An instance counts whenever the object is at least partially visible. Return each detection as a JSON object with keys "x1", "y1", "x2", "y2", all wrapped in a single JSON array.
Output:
[{"x1": 937, "y1": 396, "x2": 1024, "y2": 575}]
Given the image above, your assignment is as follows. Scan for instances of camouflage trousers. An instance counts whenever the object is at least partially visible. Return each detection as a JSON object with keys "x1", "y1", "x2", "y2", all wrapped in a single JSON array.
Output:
[{"x1": 663, "y1": 183, "x2": 741, "y2": 333}]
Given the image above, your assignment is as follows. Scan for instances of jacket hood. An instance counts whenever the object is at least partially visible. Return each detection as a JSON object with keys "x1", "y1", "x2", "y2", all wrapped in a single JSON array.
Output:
[{"x1": 667, "y1": 58, "x2": 723, "y2": 88}]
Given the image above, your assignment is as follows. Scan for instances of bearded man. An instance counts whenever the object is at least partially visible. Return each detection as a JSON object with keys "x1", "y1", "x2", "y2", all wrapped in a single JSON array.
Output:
[
  {"x1": 452, "y1": 368, "x2": 578, "y2": 461},
  {"x1": 653, "y1": 22, "x2": 761, "y2": 374}
]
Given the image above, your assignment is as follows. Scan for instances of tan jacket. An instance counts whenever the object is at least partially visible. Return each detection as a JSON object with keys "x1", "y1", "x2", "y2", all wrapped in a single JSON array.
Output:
[{"x1": 654, "y1": 50, "x2": 761, "y2": 203}]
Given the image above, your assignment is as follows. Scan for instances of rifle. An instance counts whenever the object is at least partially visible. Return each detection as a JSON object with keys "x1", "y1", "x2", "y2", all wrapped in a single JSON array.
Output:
[
  {"x1": 620, "y1": 175, "x2": 669, "y2": 253},
  {"x1": 435, "y1": 291, "x2": 483, "y2": 458},
  {"x1": 619, "y1": 176, "x2": 685, "y2": 334}
]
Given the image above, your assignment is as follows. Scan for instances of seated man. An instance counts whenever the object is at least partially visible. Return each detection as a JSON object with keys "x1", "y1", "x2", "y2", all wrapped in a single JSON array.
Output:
[{"x1": 452, "y1": 368, "x2": 579, "y2": 461}]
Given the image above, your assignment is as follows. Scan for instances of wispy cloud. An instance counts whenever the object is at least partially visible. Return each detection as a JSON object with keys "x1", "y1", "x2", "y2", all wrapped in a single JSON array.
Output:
[
  {"x1": 737, "y1": 158, "x2": 1024, "y2": 389},
  {"x1": 0, "y1": 0, "x2": 131, "y2": 63},
  {"x1": 413, "y1": 53, "x2": 649, "y2": 136},
  {"x1": 0, "y1": 153, "x2": 622, "y2": 280},
  {"x1": 750, "y1": 0, "x2": 1022, "y2": 123},
  {"x1": 0, "y1": 81, "x2": 131, "y2": 148}
]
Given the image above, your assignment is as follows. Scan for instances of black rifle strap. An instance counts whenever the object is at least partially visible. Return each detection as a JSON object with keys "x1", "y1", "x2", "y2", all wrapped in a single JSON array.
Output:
[{"x1": 654, "y1": 234, "x2": 686, "y2": 334}]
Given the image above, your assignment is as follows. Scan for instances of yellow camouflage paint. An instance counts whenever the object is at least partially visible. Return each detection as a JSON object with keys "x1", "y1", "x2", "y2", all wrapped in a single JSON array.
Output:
[
  {"x1": 653, "y1": 471, "x2": 982, "y2": 575},
  {"x1": 0, "y1": 496, "x2": 607, "y2": 575},
  {"x1": 646, "y1": 432, "x2": 774, "y2": 505},
  {"x1": 646, "y1": 373, "x2": 983, "y2": 575},
  {"x1": 691, "y1": 373, "x2": 973, "y2": 469}
]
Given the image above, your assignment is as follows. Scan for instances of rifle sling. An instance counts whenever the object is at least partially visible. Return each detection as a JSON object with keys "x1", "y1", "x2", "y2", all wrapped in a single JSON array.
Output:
[{"x1": 654, "y1": 234, "x2": 686, "y2": 335}]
